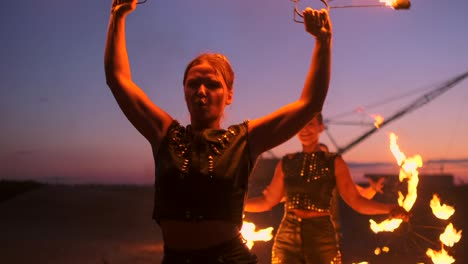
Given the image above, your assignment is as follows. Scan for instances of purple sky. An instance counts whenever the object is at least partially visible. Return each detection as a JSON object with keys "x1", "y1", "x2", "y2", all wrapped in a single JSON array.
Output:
[{"x1": 1, "y1": 0, "x2": 467, "y2": 184}]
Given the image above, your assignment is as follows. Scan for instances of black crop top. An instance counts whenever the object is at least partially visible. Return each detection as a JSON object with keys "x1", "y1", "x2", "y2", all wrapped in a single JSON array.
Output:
[
  {"x1": 152, "y1": 120, "x2": 252, "y2": 228},
  {"x1": 282, "y1": 151, "x2": 338, "y2": 213}
]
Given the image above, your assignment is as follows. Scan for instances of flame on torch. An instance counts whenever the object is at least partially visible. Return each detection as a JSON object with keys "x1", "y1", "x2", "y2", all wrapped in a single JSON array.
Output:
[
  {"x1": 353, "y1": 108, "x2": 384, "y2": 128},
  {"x1": 440, "y1": 223, "x2": 462, "y2": 247},
  {"x1": 426, "y1": 194, "x2": 462, "y2": 263},
  {"x1": 430, "y1": 194, "x2": 455, "y2": 220},
  {"x1": 379, "y1": 0, "x2": 411, "y2": 9},
  {"x1": 371, "y1": 114, "x2": 384, "y2": 128},
  {"x1": 241, "y1": 221, "x2": 274, "y2": 249},
  {"x1": 389, "y1": 132, "x2": 421, "y2": 211},
  {"x1": 370, "y1": 218, "x2": 403, "y2": 233},
  {"x1": 369, "y1": 132, "x2": 421, "y2": 233},
  {"x1": 379, "y1": 0, "x2": 396, "y2": 7},
  {"x1": 426, "y1": 248, "x2": 455, "y2": 264}
]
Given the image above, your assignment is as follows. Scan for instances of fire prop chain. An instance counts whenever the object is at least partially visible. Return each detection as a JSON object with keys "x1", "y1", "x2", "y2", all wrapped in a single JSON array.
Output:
[
  {"x1": 370, "y1": 133, "x2": 463, "y2": 263},
  {"x1": 291, "y1": 0, "x2": 411, "y2": 23}
]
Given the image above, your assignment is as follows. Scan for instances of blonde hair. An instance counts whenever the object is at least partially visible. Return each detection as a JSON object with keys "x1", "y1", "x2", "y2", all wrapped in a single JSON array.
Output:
[{"x1": 183, "y1": 53, "x2": 235, "y2": 91}]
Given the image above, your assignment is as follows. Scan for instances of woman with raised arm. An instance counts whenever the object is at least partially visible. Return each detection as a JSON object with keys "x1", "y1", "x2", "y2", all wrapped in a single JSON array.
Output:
[
  {"x1": 104, "y1": 0, "x2": 332, "y2": 263},
  {"x1": 244, "y1": 113, "x2": 409, "y2": 264}
]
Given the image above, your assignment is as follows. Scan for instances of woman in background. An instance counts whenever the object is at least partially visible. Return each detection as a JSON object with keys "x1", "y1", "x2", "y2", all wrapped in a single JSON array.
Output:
[{"x1": 245, "y1": 113, "x2": 409, "y2": 264}]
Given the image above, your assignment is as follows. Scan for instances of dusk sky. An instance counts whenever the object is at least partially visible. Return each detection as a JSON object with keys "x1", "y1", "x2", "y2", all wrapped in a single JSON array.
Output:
[{"x1": 1, "y1": 0, "x2": 467, "y2": 184}]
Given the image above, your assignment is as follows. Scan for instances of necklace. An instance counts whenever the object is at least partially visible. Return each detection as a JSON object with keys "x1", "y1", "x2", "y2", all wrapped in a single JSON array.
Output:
[{"x1": 170, "y1": 123, "x2": 238, "y2": 179}]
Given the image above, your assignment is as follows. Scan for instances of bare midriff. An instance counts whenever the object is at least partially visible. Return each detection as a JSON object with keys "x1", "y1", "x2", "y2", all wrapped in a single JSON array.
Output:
[
  {"x1": 160, "y1": 220, "x2": 240, "y2": 249},
  {"x1": 289, "y1": 208, "x2": 330, "y2": 218}
]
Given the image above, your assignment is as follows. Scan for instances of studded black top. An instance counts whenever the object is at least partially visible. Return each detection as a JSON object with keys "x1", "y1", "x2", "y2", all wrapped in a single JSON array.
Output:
[
  {"x1": 282, "y1": 151, "x2": 338, "y2": 213},
  {"x1": 152, "y1": 120, "x2": 252, "y2": 228}
]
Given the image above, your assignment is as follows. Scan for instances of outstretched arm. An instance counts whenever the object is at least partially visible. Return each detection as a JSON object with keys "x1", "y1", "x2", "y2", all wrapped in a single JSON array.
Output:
[
  {"x1": 245, "y1": 160, "x2": 285, "y2": 212},
  {"x1": 335, "y1": 156, "x2": 400, "y2": 216},
  {"x1": 248, "y1": 8, "x2": 332, "y2": 160},
  {"x1": 336, "y1": 156, "x2": 409, "y2": 221},
  {"x1": 104, "y1": 0, "x2": 172, "y2": 146}
]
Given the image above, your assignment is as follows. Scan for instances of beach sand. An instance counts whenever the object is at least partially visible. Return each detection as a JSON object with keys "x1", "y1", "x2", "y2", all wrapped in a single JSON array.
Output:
[
  {"x1": 2, "y1": 181, "x2": 466, "y2": 264},
  {"x1": 0, "y1": 184, "x2": 275, "y2": 264},
  {"x1": 0, "y1": 185, "x2": 163, "y2": 264}
]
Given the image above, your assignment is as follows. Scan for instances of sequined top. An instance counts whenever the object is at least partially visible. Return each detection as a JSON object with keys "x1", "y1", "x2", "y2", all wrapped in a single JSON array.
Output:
[
  {"x1": 283, "y1": 151, "x2": 338, "y2": 213},
  {"x1": 152, "y1": 120, "x2": 252, "y2": 228}
]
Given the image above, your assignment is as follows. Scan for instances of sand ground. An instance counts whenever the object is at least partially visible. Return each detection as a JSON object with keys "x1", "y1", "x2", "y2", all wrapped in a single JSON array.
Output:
[
  {"x1": 0, "y1": 184, "x2": 275, "y2": 264},
  {"x1": 0, "y1": 185, "x2": 164, "y2": 264},
  {"x1": 2, "y1": 182, "x2": 466, "y2": 264}
]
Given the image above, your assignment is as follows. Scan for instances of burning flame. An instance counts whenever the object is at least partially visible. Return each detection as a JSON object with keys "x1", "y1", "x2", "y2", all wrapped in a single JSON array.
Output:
[
  {"x1": 389, "y1": 133, "x2": 421, "y2": 211},
  {"x1": 370, "y1": 218, "x2": 402, "y2": 233},
  {"x1": 430, "y1": 194, "x2": 455, "y2": 220},
  {"x1": 371, "y1": 114, "x2": 384, "y2": 128},
  {"x1": 379, "y1": 0, "x2": 411, "y2": 9},
  {"x1": 241, "y1": 221, "x2": 274, "y2": 249},
  {"x1": 379, "y1": 0, "x2": 396, "y2": 7},
  {"x1": 353, "y1": 107, "x2": 384, "y2": 128},
  {"x1": 426, "y1": 194, "x2": 462, "y2": 262},
  {"x1": 426, "y1": 248, "x2": 455, "y2": 264},
  {"x1": 439, "y1": 223, "x2": 462, "y2": 247},
  {"x1": 370, "y1": 132, "x2": 421, "y2": 233}
]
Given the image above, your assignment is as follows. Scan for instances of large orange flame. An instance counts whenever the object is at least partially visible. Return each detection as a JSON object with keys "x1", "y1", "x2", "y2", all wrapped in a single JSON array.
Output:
[
  {"x1": 430, "y1": 194, "x2": 455, "y2": 220},
  {"x1": 241, "y1": 221, "x2": 274, "y2": 249},
  {"x1": 370, "y1": 132, "x2": 421, "y2": 233},
  {"x1": 369, "y1": 134, "x2": 462, "y2": 262},
  {"x1": 389, "y1": 133, "x2": 421, "y2": 211}
]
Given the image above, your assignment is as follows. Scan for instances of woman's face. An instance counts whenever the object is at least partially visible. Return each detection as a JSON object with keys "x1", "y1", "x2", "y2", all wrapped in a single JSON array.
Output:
[
  {"x1": 297, "y1": 117, "x2": 324, "y2": 146},
  {"x1": 184, "y1": 62, "x2": 233, "y2": 127}
]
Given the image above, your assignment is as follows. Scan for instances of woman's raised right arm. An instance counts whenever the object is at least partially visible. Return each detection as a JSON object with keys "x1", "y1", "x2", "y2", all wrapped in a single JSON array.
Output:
[{"x1": 104, "y1": 0, "x2": 173, "y2": 145}]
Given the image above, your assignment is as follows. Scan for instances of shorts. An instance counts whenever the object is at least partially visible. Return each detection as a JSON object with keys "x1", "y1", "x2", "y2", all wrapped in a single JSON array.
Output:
[{"x1": 271, "y1": 212, "x2": 341, "y2": 264}]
